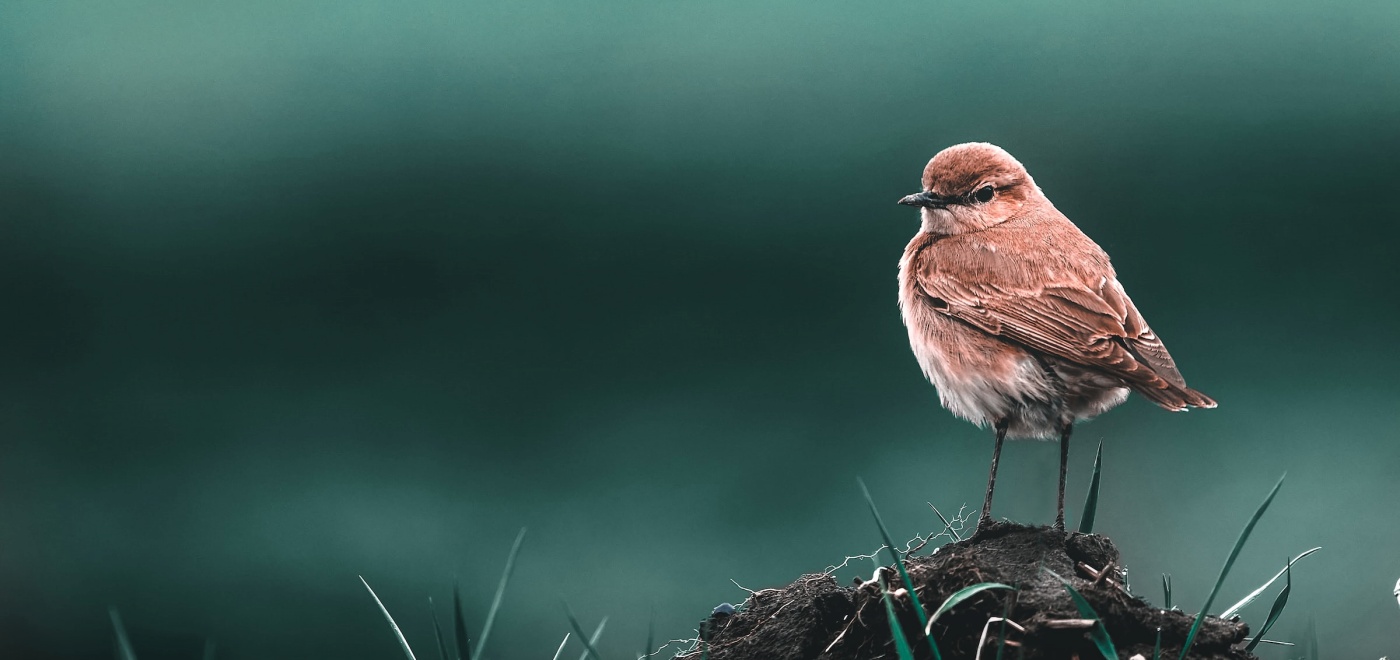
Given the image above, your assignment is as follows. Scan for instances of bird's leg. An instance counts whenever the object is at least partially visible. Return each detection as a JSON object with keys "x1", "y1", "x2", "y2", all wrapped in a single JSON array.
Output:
[
  {"x1": 1055, "y1": 421, "x2": 1074, "y2": 530},
  {"x1": 978, "y1": 418, "x2": 1011, "y2": 534}
]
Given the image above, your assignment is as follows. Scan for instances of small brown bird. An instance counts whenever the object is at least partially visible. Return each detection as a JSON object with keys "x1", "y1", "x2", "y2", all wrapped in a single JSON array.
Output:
[{"x1": 896, "y1": 143, "x2": 1215, "y2": 532}]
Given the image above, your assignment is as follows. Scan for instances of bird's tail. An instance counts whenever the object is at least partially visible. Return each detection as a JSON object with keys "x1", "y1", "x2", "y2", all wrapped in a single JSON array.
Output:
[{"x1": 1132, "y1": 380, "x2": 1217, "y2": 412}]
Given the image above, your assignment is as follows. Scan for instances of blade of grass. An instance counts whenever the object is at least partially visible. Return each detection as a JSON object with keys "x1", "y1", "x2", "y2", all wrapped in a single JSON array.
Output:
[
  {"x1": 1306, "y1": 616, "x2": 1318, "y2": 659},
  {"x1": 928, "y1": 503, "x2": 961, "y2": 542},
  {"x1": 563, "y1": 605, "x2": 606, "y2": 660},
  {"x1": 874, "y1": 558, "x2": 916, "y2": 660},
  {"x1": 1045, "y1": 570, "x2": 1118, "y2": 660},
  {"x1": 931, "y1": 583, "x2": 1014, "y2": 623},
  {"x1": 1178, "y1": 474, "x2": 1285, "y2": 660},
  {"x1": 551, "y1": 634, "x2": 570, "y2": 660},
  {"x1": 359, "y1": 576, "x2": 418, "y2": 660},
  {"x1": 994, "y1": 583, "x2": 1014, "y2": 660},
  {"x1": 1161, "y1": 574, "x2": 1172, "y2": 610},
  {"x1": 453, "y1": 581, "x2": 471, "y2": 660},
  {"x1": 430, "y1": 598, "x2": 450, "y2": 660},
  {"x1": 1244, "y1": 562, "x2": 1292, "y2": 652},
  {"x1": 1219, "y1": 547, "x2": 1320, "y2": 619},
  {"x1": 858, "y1": 478, "x2": 943, "y2": 660},
  {"x1": 475, "y1": 527, "x2": 526, "y2": 659},
  {"x1": 109, "y1": 608, "x2": 138, "y2": 660},
  {"x1": 577, "y1": 616, "x2": 608, "y2": 660},
  {"x1": 1152, "y1": 627, "x2": 1160, "y2": 660},
  {"x1": 643, "y1": 609, "x2": 654, "y2": 660},
  {"x1": 202, "y1": 640, "x2": 216, "y2": 660},
  {"x1": 1078, "y1": 441, "x2": 1103, "y2": 534}
]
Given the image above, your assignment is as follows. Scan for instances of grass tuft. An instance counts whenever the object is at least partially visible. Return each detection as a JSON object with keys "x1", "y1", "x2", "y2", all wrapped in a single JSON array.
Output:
[
  {"x1": 1244, "y1": 561, "x2": 1291, "y2": 652},
  {"x1": 1218, "y1": 546, "x2": 1320, "y2": 619},
  {"x1": 1045, "y1": 569, "x2": 1118, "y2": 660},
  {"x1": 858, "y1": 478, "x2": 943, "y2": 660},
  {"x1": 109, "y1": 608, "x2": 138, "y2": 660},
  {"x1": 1078, "y1": 441, "x2": 1103, "y2": 534},
  {"x1": 475, "y1": 527, "x2": 527, "y2": 659},
  {"x1": 359, "y1": 576, "x2": 419, "y2": 660},
  {"x1": 1178, "y1": 474, "x2": 1285, "y2": 660}
]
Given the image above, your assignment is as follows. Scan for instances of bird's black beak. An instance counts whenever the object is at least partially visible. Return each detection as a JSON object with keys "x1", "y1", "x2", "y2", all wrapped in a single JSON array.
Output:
[{"x1": 898, "y1": 191, "x2": 948, "y2": 208}]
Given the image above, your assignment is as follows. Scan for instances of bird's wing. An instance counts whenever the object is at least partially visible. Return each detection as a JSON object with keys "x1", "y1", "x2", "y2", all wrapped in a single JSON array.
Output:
[{"x1": 916, "y1": 262, "x2": 1214, "y2": 410}]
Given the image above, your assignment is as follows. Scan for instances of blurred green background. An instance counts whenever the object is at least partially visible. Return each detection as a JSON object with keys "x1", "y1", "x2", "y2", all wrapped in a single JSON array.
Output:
[{"x1": 2, "y1": 1, "x2": 1398, "y2": 658}]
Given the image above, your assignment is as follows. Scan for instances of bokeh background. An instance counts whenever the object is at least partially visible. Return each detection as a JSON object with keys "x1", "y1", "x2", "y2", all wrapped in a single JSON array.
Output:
[{"x1": 2, "y1": 1, "x2": 1398, "y2": 658}]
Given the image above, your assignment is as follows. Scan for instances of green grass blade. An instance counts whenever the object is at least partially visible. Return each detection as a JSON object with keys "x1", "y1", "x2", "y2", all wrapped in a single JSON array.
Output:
[
  {"x1": 202, "y1": 640, "x2": 216, "y2": 660},
  {"x1": 1178, "y1": 474, "x2": 1285, "y2": 660},
  {"x1": 563, "y1": 605, "x2": 606, "y2": 660},
  {"x1": 1306, "y1": 617, "x2": 1318, "y2": 659},
  {"x1": 928, "y1": 503, "x2": 961, "y2": 542},
  {"x1": 430, "y1": 598, "x2": 450, "y2": 660},
  {"x1": 109, "y1": 608, "x2": 138, "y2": 660},
  {"x1": 1152, "y1": 627, "x2": 1161, "y2": 660},
  {"x1": 858, "y1": 478, "x2": 943, "y2": 660},
  {"x1": 931, "y1": 583, "x2": 1014, "y2": 622},
  {"x1": 577, "y1": 616, "x2": 608, "y2": 660},
  {"x1": 643, "y1": 609, "x2": 654, "y2": 660},
  {"x1": 874, "y1": 558, "x2": 916, "y2": 660},
  {"x1": 1161, "y1": 573, "x2": 1172, "y2": 610},
  {"x1": 1218, "y1": 546, "x2": 1320, "y2": 619},
  {"x1": 359, "y1": 576, "x2": 419, "y2": 660},
  {"x1": 453, "y1": 581, "x2": 471, "y2": 660},
  {"x1": 994, "y1": 583, "x2": 1014, "y2": 660},
  {"x1": 1046, "y1": 570, "x2": 1118, "y2": 660},
  {"x1": 1078, "y1": 441, "x2": 1103, "y2": 534},
  {"x1": 1245, "y1": 563, "x2": 1291, "y2": 652},
  {"x1": 475, "y1": 527, "x2": 526, "y2": 659},
  {"x1": 551, "y1": 634, "x2": 571, "y2": 660}
]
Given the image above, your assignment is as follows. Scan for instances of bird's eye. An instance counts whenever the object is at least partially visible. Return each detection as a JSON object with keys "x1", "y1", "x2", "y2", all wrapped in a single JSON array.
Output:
[{"x1": 973, "y1": 186, "x2": 995, "y2": 203}]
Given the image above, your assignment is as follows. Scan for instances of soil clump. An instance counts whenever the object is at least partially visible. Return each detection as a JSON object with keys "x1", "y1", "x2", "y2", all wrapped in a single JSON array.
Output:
[{"x1": 680, "y1": 522, "x2": 1254, "y2": 660}]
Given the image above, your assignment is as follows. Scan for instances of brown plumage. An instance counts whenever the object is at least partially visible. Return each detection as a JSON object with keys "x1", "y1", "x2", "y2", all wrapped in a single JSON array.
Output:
[{"x1": 896, "y1": 142, "x2": 1215, "y2": 531}]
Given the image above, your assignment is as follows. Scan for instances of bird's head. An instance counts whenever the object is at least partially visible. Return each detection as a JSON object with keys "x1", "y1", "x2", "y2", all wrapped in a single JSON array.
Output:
[{"x1": 898, "y1": 142, "x2": 1040, "y2": 235}]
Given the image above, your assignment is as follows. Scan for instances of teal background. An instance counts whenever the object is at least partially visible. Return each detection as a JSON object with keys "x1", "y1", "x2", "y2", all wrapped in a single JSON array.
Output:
[{"x1": 2, "y1": 1, "x2": 1398, "y2": 658}]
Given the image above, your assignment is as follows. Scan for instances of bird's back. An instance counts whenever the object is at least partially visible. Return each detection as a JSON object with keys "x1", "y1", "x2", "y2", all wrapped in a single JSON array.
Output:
[{"x1": 901, "y1": 204, "x2": 1213, "y2": 435}]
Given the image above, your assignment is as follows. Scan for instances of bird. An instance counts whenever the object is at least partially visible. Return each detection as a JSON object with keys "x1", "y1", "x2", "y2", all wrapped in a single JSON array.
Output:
[{"x1": 895, "y1": 142, "x2": 1215, "y2": 533}]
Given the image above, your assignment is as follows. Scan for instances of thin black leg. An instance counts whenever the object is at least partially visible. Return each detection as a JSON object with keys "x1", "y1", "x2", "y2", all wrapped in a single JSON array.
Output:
[
  {"x1": 978, "y1": 418, "x2": 1011, "y2": 533},
  {"x1": 1055, "y1": 422, "x2": 1073, "y2": 530}
]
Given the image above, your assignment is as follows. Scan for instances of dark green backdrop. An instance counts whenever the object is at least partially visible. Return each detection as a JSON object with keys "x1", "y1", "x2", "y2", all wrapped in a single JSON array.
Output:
[{"x1": 2, "y1": 1, "x2": 1397, "y2": 658}]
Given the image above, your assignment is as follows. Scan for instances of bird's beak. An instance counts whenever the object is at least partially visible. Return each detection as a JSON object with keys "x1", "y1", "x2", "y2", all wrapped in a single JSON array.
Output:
[{"x1": 898, "y1": 191, "x2": 948, "y2": 208}]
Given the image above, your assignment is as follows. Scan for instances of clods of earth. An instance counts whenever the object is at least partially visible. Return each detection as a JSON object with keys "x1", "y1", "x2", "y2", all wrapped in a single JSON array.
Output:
[{"x1": 678, "y1": 522, "x2": 1255, "y2": 660}]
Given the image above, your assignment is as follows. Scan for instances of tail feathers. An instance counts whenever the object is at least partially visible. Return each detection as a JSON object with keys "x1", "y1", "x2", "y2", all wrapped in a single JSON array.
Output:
[{"x1": 1133, "y1": 379, "x2": 1217, "y2": 412}]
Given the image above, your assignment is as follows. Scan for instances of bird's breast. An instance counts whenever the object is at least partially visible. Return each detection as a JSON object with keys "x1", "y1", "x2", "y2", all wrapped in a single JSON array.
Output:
[{"x1": 899, "y1": 266, "x2": 1046, "y2": 424}]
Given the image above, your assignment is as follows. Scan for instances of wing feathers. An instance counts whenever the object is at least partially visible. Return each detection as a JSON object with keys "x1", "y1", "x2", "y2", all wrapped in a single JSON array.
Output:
[{"x1": 917, "y1": 262, "x2": 1214, "y2": 411}]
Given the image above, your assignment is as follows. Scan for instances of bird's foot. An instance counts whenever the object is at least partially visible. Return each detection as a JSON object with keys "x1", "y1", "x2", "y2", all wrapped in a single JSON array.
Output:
[{"x1": 968, "y1": 515, "x2": 995, "y2": 541}]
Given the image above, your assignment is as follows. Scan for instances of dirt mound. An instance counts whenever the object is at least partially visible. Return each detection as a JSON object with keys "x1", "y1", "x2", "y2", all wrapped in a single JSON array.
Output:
[{"x1": 680, "y1": 522, "x2": 1253, "y2": 660}]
